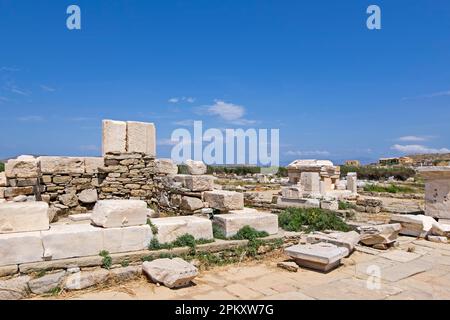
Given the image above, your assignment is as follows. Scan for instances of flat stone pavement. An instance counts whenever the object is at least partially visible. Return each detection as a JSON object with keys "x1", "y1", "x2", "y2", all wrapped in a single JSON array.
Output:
[{"x1": 45, "y1": 236, "x2": 450, "y2": 300}]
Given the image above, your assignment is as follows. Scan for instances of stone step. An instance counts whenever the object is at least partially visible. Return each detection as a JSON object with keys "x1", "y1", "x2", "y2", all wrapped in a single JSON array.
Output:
[
  {"x1": 203, "y1": 190, "x2": 244, "y2": 212},
  {"x1": 213, "y1": 211, "x2": 279, "y2": 237},
  {"x1": 285, "y1": 243, "x2": 349, "y2": 272}
]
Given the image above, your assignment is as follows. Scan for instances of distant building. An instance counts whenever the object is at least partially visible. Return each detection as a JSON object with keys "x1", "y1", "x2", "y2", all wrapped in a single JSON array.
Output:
[
  {"x1": 379, "y1": 157, "x2": 413, "y2": 166},
  {"x1": 345, "y1": 160, "x2": 361, "y2": 167}
]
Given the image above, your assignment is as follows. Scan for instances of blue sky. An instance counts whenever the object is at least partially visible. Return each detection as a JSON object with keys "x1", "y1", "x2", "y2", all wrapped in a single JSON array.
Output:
[{"x1": 0, "y1": 0, "x2": 449, "y2": 165}]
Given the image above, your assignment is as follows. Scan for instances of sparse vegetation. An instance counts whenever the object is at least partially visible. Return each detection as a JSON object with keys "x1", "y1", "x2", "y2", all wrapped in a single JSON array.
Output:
[
  {"x1": 99, "y1": 250, "x2": 112, "y2": 269},
  {"x1": 147, "y1": 218, "x2": 158, "y2": 235},
  {"x1": 278, "y1": 207, "x2": 351, "y2": 233},
  {"x1": 230, "y1": 225, "x2": 269, "y2": 241},
  {"x1": 212, "y1": 224, "x2": 227, "y2": 239},
  {"x1": 148, "y1": 234, "x2": 214, "y2": 252},
  {"x1": 0, "y1": 162, "x2": 4, "y2": 172},
  {"x1": 121, "y1": 260, "x2": 130, "y2": 267},
  {"x1": 363, "y1": 184, "x2": 416, "y2": 194},
  {"x1": 338, "y1": 200, "x2": 356, "y2": 210},
  {"x1": 340, "y1": 165, "x2": 416, "y2": 181}
]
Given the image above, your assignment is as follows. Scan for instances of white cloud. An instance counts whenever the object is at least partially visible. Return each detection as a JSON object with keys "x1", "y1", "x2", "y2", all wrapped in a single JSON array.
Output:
[
  {"x1": 391, "y1": 144, "x2": 450, "y2": 154},
  {"x1": 40, "y1": 85, "x2": 56, "y2": 92},
  {"x1": 17, "y1": 115, "x2": 44, "y2": 122},
  {"x1": 169, "y1": 97, "x2": 196, "y2": 104},
  {"x1": 402, "y1": 90, "x2": 450, "y2": 100},
  {"x1": 198, "y1": 100, "x2": 258, "y2": 126},
  {"x1": 10, "y1": 86, "x2": 30, "y2": 96},
  {"x1": 286, "y1": 150, "x2": 330, "y2": 156},
  {"x1": 397, "y1": 135, "x2": 429, "y2": 142},
  {"x1": 173, "y1": 119, "x2": 195, "y2": 126}
]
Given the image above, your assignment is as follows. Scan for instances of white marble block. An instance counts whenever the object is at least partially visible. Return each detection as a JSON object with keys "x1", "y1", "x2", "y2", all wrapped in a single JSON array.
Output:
[
  {"x1": 84, "y1": 157, "x2": 104, "y2": 174},
  {"x1": 91, "y1": 200, "x2": 148, "y2": 228},
  {"x1": 5, "y1": 156, "x2": 39, "y2": 178},
  {"x1": 150, "y1": 216, "x2": 213, "y2": 244},
  {"x1": 103, "y1": 225, "x2": 152, "y2": 253},
  {"x1": 300, "y1": 172, "x2": 320, "y2": 193},
  {"x1": 213, "y1": 211, "x2": 279, "y2": 237},
  {"x1": 347, "y1": 172, "x2": 357, "y2": 194},
  {"x1": 102, "y1": 120, "x2": 127, "y2": 155},
  {"x1": 203, "y1": 190, "x2": 244, "y2": 212},
  {"x1": 38, "y1": 156, "x2": 85, "y2": 174},
  {"x1": 0, "y1": 202, "x2": 49, "y2": 234},
  {"x1": 126, "y1": 121, "x2": 156, "y2": 157},
  {"x1": 285, "y1": 243, "x2": 348, "y2": 272},
  {"x1": 41, "y1": 224, "x2": 104, "y2": 260},
  {"x1": 184, "y1": 175, "x2": 215, "y2": 191},
  {"x1": 155, "y1": 158, "x2": 178, "y2": 175},
  {"x1": 143, "y1": 258, "x2": 198, "y2": 288},
  {"x1": 0, "y1": 231, "x2": 44, "y2": 266}
]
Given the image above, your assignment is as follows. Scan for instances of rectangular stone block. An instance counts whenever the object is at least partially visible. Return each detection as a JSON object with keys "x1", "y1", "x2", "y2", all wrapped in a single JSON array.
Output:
[
  {"x1": 0, "y1": 231, "x2": 44, "y2": 266},
  {"x1": 155, "y1": 158, "x2": 178, "y2": 175},
  {"x1": 285, "y1": 243, "x2": 348, "y2": 272},
  {"x1": 41, "y1": 224, "x2": 104, "y2": 260},
  {"x1": 0, "y1": 172, "x2": 6, "y2": 187},
  {"x1": 151, "y1": 216, "x2": 213, "y2": 244},
  {"x1": 91, "y1": 200, "x2": 148, "y2": 228},
  {"x1": 102, "y1": 120, "x2": 127, "y2": 155},
  {"x1": 84, "y1": 157, "x2": 104, "y2": 174},
  {"x1": 184, "y1": 175, "x2": 214, "y2": 191},
  {"x1": 39, "y1": 156, "x2": 85, "y2": 174},
  {"x1": 5, "y1": 156, "x2": 39, "y2": 178},
  {"x1": 103, "y1": 225, "x2": 152, "y2": 253},
  {"x1": 4, "y1": 186, "x2": 34, "y2": 198},
  {"x1": 0, "y1": 202, "x2": 49, "y2": 234},
  {"x1": 300, "y1": 172, "x2": 320, "y2": 193},
  {"x1": 203, "y1": 190, "x2": 244, "y2": 212},
  {"x1": 126, "y1": 121, "x2": 156, "y2": 157},
  {"x1": 213, "y1": 211, "x2": 278, "y2": 237}
]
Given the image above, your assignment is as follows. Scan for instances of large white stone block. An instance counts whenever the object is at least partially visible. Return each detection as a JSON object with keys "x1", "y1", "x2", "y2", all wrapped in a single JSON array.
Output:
[
  {"x1": 103, "y1": 225, "x2": 152, "y2": 253},
  {"x1": 419, "y1": 167, "x2": 450, "y2": 219},
  {"x1": 38, "y1": 156, "x2": 85, "y2": 174},
  {"x1": 102, "y1": 120, "x2": 127, "y2": 155},
  {"x1": 41, "y1": 224, "x2": 104, "y2": 260},
  {"x1": 0, "y1": 172, "x2": 6, "y2": 187},
  {"x1": 347, "y1": 172, "x2": 357, "y2": 194},
  {"x1": 126, "y1": 121, "x2": 156, "y2": 156},
  {"x1": 5, "y1": 156, "x2": 39, "y2": 178},
  {"x1": 184, "y1": 175, "x2": 214, "y2": 191},
  {"x1": 0, "y1": 231, "x2": 44, "y2": 266},
  {"x1": 213, "y1": 211, "x2": 278, "y2": 237},
  {"x1": 151, "y1": 216, "x2": 213, "y2": 244},
  {"x1": 84, "y1": 157, "x2": 104, "y2": 174},
  {"x1": 91, "y1": 200, "x2": 148, "y2": 228},
  {"x1": 0, "y1": 202, "x2": 49, "y2": 234},
  {"x1": 143, "y1": 258, "x2": 198, "y2": 288},
  {"x1": 300, "y1": 172, "x2": 320, "y2": 193},
  {"x1": 285, "y1": 243, "x2": 348, "y2": 272},
  {"x1": 185, "y1": 159, "x2": 207, "y2": 175},
  {"x1": 155, "y1": 158, "x2": 178, "y2": 175},
  {"x1": 203, "y1": 190, "x2": 244, "y2": 212}
]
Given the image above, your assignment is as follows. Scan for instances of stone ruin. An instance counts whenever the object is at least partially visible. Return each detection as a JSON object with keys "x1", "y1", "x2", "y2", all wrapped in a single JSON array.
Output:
[
  {"x1": 0, "y1": 119, "x2": 281, "y2": 298},
  {"x1": 277, "y1": 159, "x2": 358, "y2": 210}
]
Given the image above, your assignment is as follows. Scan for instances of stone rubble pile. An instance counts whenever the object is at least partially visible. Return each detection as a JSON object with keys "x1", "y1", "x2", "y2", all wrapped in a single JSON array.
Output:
[{"x1": 356, "y1": 197, "x2": 383, "y2": 214}]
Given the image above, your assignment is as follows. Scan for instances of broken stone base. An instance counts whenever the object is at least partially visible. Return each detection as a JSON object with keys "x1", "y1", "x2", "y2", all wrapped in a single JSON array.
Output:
[
  {"x1": 142, "y1": 258, "x2": 198, "y2": 288},
  {"x1": 306, "y1": 231, "x2": 360, "y2": 254},
  {"x1": 358, "y1": 223, "x2": 401, "y2": 247},
  {"x1": 213, "y1": 211, "x2": 278, "y2": 237},
  {"x1": 285, "y1": 243, "x2": 348, "y2": 272},
  {"x1": 150, "y1": 216, "x2": 213, "y2": 244}
]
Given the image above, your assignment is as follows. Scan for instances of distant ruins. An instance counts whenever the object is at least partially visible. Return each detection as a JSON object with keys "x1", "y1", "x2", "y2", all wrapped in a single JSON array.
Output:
[{"x1": 277, "y1": 159, "x2": 358, "y2": 211}]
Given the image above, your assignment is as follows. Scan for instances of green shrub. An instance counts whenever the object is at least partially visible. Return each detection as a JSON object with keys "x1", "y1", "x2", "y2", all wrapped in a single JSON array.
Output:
[
  {"x1": 99, "y1": 250, "x2": 112, "y2": 269},
  {"x1": 148, "y1": 234, "x2": 213, "y2": 251},
  {"x1": 172, "y1": 234, "x2": 196, "y2": 249},
  {"x1": 278, "y1": 207, "x2": 350, "y2": 233},
  {"x1": 147, "y1": 219, "x2": 158, "y2": 235},
  {"x1": 212, "y1": 224, "x2": 227, "y2": 239},
  {"x1": 231, "y1": 225, "x2": 269, "y2": 240},
  {"x1": 364, "y1": 184, "x2": 416, "y2": 194},
  {"x1": 340, "y1": 165, "x2": 416, "y2": 181},
  {"x1": 0, "y1": 162, "x2": 4, "y2": 172},
  {"x1": 338, "y1": 200, "x2": 356, "y2": 210}
]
